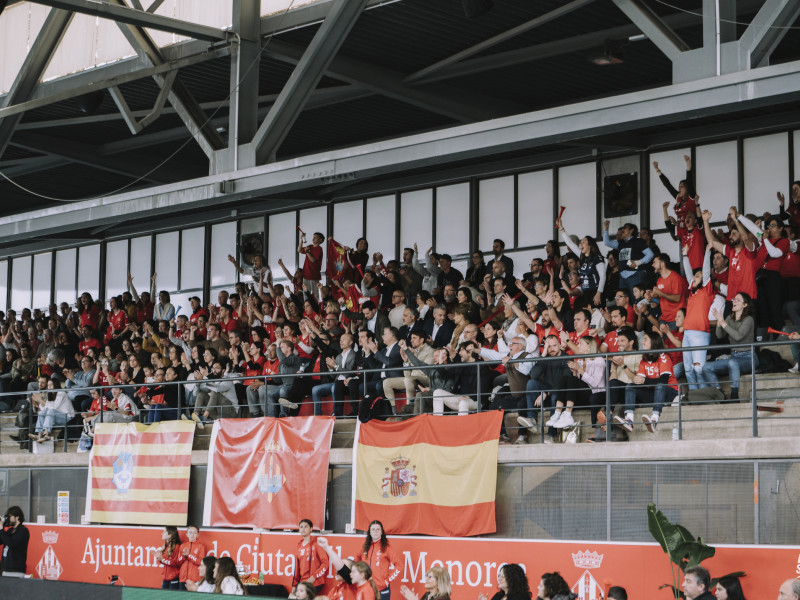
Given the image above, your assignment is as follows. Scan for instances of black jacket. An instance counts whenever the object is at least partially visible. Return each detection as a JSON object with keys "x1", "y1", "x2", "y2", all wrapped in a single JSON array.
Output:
[{"x1": 0, "y1": 523, "x2": 29, "y2": 573}]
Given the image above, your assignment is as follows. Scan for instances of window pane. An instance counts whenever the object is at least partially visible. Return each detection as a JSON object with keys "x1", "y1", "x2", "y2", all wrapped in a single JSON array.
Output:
[
  {"x1": 210, "y1": 221, "x2": 237, "y2": 287},
  {"x1": 32, "y1": 252, "x2": 52, "y2": 310},
  {"x1": 518, "y1": 170, "x2": 553, "y2": 248},
  {"x1": 77, "y1": 244, "x2": 100, "y2": 299},
  {"x1": 743, "y1": 132, "x2": 788, "y2": 216},
  {"x1": 55, "y1": 249, "x2": 76, "y2": 307},
  {"x1": 696, "y1": 141, "x2": 738, "y2": 225},
  {"x1": 171, "y1": 290, "x2": 200, "y2": 319},
  {"x1": 400, "y1": 189, "x2": 432, "y2": 258},
  {"x1": 105, "y1": 240, "x2": 128, "y2": 299},
  {"x1": 129, "y1": 236, "x2": 152, "y2": 295},
  {"x1": 365, "y1": 195, "x2": 396, "y2": 262},
  {"x1": 11, "y1": 255, "x2": 31, "y2": 311},
  {"x1": 0, "y1": 260, "x2": 7, "y2": 312},
  {"x1": 268, "y1": 212, "x2": 297, "y2": 280},
  {"x1": 478, "y1": 176, "x2": 514, "y2": 251},
  {"x1": 436, "y1": 183, "x2": 470, "y2": 257},
  {"x1": 181, "y1": 227, "x2": 205, "y2": 290},
  {"x1": 155, "y1": 232, "x2": 179, "y2": 292},
  {"x1": 333, "y1": 200, "x2": 363, "y2": 248},
  {"x1": 558, "y1": 162, "x2": 597, "y2": 240}
]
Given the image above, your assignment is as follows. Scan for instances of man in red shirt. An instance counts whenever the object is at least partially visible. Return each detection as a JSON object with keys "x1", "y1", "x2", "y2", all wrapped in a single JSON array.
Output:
[
  {"x1": 188, "y1": 296, "x2": 208, "y2": 325},
  {"x1": 600, "y1": 307, "x2": 628, "y2": 353},
  {"x1": 299, "y1": 232, "x2": 325, "y2": 301},
  {"x1": 652, "y1": 253, "x2": 687, "y2": 328}
]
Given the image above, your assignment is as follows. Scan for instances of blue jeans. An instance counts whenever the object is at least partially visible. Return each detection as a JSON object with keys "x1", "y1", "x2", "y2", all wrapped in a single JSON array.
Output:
[
  {"x1": 682, "y1": 329, "x2": 710, "y2": 390},
  {"x1": 35, "y1": 408, "x2": 70, "y2": 435},
  {"x1": 701, "y1": 351, "x2": 758, "y2": 392},
  {"x1": 145, "y1": 405, "x2": 179, "y2": 424},
  {"x1": 624, "y1": 383, "x2": 676, "y2": 415},
  {"x1": 311, "y1": 382, "x2": 336, "y2": 416},
  {"x1": 523, "y1": 378, "x2": 554, "y2": 420}
]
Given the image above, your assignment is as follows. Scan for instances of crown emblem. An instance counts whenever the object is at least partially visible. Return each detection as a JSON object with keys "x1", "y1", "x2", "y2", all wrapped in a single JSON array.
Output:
[
  {"x1": 571, "y1": 550, "x2": 603, "y2": 569},
  {"x1": 42, "y1": 530, "x2": 59, "y2": 544},
  {"x1": 390, "y1": 455, "x2": 410, "y2": 469},
  {"x1": 265, "y1": 440, "x2": 284, "y2": 453}
]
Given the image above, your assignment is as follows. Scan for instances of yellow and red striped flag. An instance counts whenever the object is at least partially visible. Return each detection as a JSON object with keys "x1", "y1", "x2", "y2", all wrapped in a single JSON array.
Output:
[
  {"x1": 352, "y1": 412, "x2": 502, "y2": 537},
  {"x1": 86, "y1": 420, "x2": 195, "y2": 526}
]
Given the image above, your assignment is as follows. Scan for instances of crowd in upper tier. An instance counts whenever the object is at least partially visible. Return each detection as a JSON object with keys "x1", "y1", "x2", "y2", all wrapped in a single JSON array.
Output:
[{"x1": 1, "y1": 156, "x2": 798, "y2": 446}]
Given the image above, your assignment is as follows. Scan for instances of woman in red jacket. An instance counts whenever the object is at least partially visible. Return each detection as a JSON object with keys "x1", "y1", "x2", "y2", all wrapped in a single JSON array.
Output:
[
  {"x1": 292, "y1": 518, "x2": 330, "y2": 594},
  {"x1": 178, "y1": 525, "x2": 206, "y2": 590},
  {"x1": 157, "y1": 526, "x2": 183, "y2": 590},
  {"x1": 356, "y1": 520, "x2": 400, "y2": 600}
]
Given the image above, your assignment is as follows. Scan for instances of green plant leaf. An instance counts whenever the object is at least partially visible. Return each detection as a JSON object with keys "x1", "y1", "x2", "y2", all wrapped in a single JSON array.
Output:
[
  {"x1": 671, "y1": 540, "x2": 716, "y2": 569},
  {"x1": 647, "y1": 504, "x2": 695, "y2": 559}
]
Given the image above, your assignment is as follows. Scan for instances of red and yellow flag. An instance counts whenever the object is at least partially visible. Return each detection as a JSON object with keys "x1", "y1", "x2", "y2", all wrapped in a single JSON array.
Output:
[
  {"x1": 204, "y1": 416, "x2": 335, "y2": 529},
  {"x1": 352, "y1": 412, "x2": 502, "y2": 537},
  {"x1": 86, "y1": 420, "x2": 195, "y2": 526}
]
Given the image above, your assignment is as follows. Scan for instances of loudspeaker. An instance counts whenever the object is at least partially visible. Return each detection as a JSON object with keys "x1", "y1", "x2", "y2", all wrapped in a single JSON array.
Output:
[{"x1": 462, "y1": 0, "x2": 493, "y2": 18}]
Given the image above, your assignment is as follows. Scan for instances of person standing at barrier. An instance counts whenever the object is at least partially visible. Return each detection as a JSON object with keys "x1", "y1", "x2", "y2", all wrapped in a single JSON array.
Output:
[
  {"x1": 479, "y1": 564, "x2": 532, "y2": 600},
  {"x1": 680, "y1": 245, "x2": 715, "y2": 392},
  {"x1": 178, "y1": 525, "x2": 207, "y2": 591},
  {"x1": 356, "y1": 520, "x2": 400, "y2": 600},
  {"x1": 0, "y1": 506, "x2": 28, "y2": 577},
  {"x1": 156, "y1": 525, "x2": 182, "y2": 590},
  {"x1": 400, "y1": 566, "x2": 452, "y2": 600},
  {"x1": 292, "y1": 519, "x2": 329, "y2": 596}
]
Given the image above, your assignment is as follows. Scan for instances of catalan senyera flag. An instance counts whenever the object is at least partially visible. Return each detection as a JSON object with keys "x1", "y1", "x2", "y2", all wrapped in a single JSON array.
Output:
[
  {"x1": 352, "y1": 412, "x2": 502, "y2": 537},
  {"x1": 85, "y1": 420, "x2": 195, "y2": 526},
  {"x1": 204, "y1": 416, "x2": 335, "y2": 529}
]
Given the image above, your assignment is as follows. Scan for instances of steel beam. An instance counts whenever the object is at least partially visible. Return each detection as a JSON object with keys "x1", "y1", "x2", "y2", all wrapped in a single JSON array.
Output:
[
  {"x1": 26, "y1": 0, "x2": 228, "y2": 42},
  {"x1": 110, "y1": 0, "x2": 226, "y2": 159},
  {"x1": 263, "y1": 39, "x2": 521, "y2": 124},
  {"x1": 404, "y1": 0, "x2": 597, "y2": 84},
  {"x1": 739, "y1": 0, "x2": 800, "y2": 68},
  {"x1": 0, "y1": 8, "x2": 73, "y2": 159},
  {"x1": 2, "y1": 60, "x2": 800, "y2": 245},
  {"x1": 610, "y1": 0, "x2": 690, "y2": 62},
  {"x1": 250, "y1": 0, "x2": 368, "y2": 166}
]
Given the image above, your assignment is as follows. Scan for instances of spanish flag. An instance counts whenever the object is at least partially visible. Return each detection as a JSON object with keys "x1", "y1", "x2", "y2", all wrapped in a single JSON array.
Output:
[
  {"x1": 85, "y1": 421, "x2": 195, "y2": 526},
  {"x1": 352, "y1": 412, "x2": 502, "y2": 537}
]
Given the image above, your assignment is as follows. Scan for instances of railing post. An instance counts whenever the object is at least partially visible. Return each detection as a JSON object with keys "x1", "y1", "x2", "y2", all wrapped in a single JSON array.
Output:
[
  {"x1": 604, "y1": 357, "x2": 611, "y2": 442},
  {"x1": 751, "y1": 343, "x2": 758, "y2": 438},
  {"x1": 476, "y1": 361, "x2": 481, "y2": 413},
  {"x1": 677, "y1": 381, "x2": 683, "y2": 441},
  {"x1": 27, "y1": 395, "x2": 33, "y2": 454}
]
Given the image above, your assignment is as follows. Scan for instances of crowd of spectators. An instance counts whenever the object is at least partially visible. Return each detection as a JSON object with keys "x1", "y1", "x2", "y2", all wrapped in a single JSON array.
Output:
[{"x1": 0, "y1": 156, "x2": 798, "y2": 447}]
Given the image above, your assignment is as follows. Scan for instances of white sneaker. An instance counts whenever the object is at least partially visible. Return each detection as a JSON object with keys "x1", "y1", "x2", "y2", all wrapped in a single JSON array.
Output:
[
  {"x1": 642, "y1": 414, "x2": 658, "y2": 433},
  {"x1": 789, "y1": 364, "x2": 799, "y2": 374},
  {"x1": 543, "y1": 436, "x2": 555, "y2": 444},
  {"x1": 554, "y1": 412, "x2": 575, "y2": 429},
  {"x1": 545, "y1": 412, "x2": 563, "y2": 427},
  {"x1": 517, "y1": 415, "x2": 537, "y2": 430}
]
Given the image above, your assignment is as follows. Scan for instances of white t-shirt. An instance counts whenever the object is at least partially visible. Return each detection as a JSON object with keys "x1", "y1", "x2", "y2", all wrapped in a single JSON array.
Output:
[
  {"x1": 196, "y1": 580, "x2": 215, "y2": 593},
  {"x1": 220, "y1": 576, "x2": 244, "y2": 595}
]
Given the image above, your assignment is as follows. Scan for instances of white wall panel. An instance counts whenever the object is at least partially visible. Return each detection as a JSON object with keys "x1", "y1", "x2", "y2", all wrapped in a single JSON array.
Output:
[
  {"x1": 478, "y1": 176, "x2": 514, "y2": 251},
  {"x1": 32, "y1": 253, "x2": 52, "y2": 310},
  {"x1": 365, "y1": 195, "x2": 396, "y2": 262},
  {"x1": 652, "y1": 232, "x2": 679, "y2": 264},
  {"x1": 105, "y1": 240, "x2": 128, "y2": 299},
  {"x1": 55, "y1": 249, "x2": 77, "y2": 306},
  {"x1": 518, "y1": 170, "x2": 553, "y2": 248},
  {"x1": 210, "y1": 222, "x2": 237, "y2": 287},
  {"x1": 155, "y1": 232, "x2": 179, "y2": 292},
  {"x1": 129, "y1": 236, "x2": 152, "y2": 297},
  {"x1": 436, "y1": 183, "x2": 470, "y2": 257},
  {"x1": 268, "y1": 212, "x2": 297, "y2": 277},
  {"x1": 11, "y1": 256, "x2": 31, "y2": 311},
  {"x1": 743, "y1": 133, "x2": 789, "y2": 217},
  {"x1": 558, "y1": 162, "x2": 597, "y2": 240},
  {"x1": 695, "y1": 141, "x2": 738, "y2": 225},
  {"x1": 333, "y1": 200, "x2": 363, "y2": 248},
  {"x1": 400, "y1": 189, "x2": 433, "y2": 258},
  {"x1": 0, "y1": 261, "x2": 7, "y2": 312},
  {"x1": 77, "y1": 244, "x2": 100, "y2": 299},
  {"x1": 180, "y1": 227, "x2": 205, "y2": 290},
  {"x1": 649, "y1": 148, "x2": 691, "y2": 229},
  {"x1": 299, "y1": 206, "x2": 328, "y2": 268}
]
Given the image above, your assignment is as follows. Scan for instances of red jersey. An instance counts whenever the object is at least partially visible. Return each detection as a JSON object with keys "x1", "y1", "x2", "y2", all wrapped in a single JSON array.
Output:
[
  {"x1": 355, "y1": 581, "x2": 377, "y2": 600},
  {"x1": 244, "y1": 355, "x2": 266, "y2": 386},
  {"x1": 79, "y1": 305, "x2": 101, "y2": 331},
  {"x1": 712, "y1": 267, "x2": 728, "y2": 288},
  {"x1": 292, "y1": 538, "x2": 329, "y2": 588},
  {"x1": 159, "y1": 545, "x2": 183, "y2": 582},
  {"x1": 329, "y1": 579, "x2": 357, "y2": 600},
  {"x1": 300, "y1": 244, "x2": 323, "y2": 280},
  {"x1": 602, "y1": 330, "x2": 620, "y2": 353},
  {"x1": 263, "y1": 358, "x2": 280, "y2": 383},
  {"x1": 677, "y1": 226, "x2": 706, "y2": 270},
  {"x1": 87, "y1": 396, "x2": 109, "y2": 413},
  {"x1": 724, "y1": 245, "x2": 758, "y2": 300},
  {"x1": 637, "y1": 353, "x2": 679, "y2": 391},
  {"x1": 78, "y1": 337, "x2": 103, "y2": 356},
  {"x1": 296, "y1": 334, "x2": 316, "y2": 360},
  {"x1": 566, "y1": 329, "x2": 597, "y2": 356},
  {"x1": 189, "y1": 308, "x2": 209, "y2": 324},
  {"x1": 178, "y1": 540, "x2": 207, "y2": 583},
  {"x1": 356, "y1": 541, "x2": 401, "y2": 590},
  {"x1": 674, "y1": 197, "x2": 697, "y2": 230},
  {"x1": 656, "y1": 271, "x2": 687, "y2": 323},
  {"x1": 756, "y1": 237, "x2": 790, "y2": 272},
  {"x1": 663, "y1": 330, "x2": 684, "y2": 369},
  {"x1": 684, "y1": 281, "x2": 715, "y2": 333},
  {"x1": 220, "y1": 318, "x2": 240, "y2": 335},
  {"x1": 136, "y1": 301, "x2": 155, "y2": 324},
  {"x1": 780, "y1": 244, "x2": 800, "y2": 278}
]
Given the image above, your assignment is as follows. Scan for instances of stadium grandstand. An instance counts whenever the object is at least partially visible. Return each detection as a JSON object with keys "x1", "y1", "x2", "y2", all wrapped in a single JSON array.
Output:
[{"x1": 0, "y1": 0, "x2": 799, "y2": 598}]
